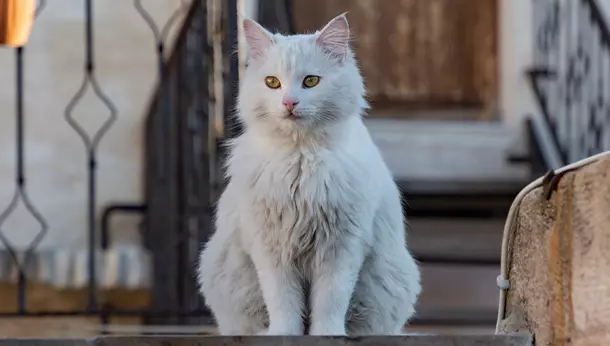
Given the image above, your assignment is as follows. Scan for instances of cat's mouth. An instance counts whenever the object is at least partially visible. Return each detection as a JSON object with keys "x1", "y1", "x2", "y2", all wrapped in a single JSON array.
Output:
[{"x1": 285, "y1": 111, "x2": 301, "y2": 120}]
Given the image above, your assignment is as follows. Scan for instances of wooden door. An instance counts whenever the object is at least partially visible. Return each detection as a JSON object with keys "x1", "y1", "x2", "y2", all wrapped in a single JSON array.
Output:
[{"x1": 291, "y1": 0, "x2": 498, "y2": 120}]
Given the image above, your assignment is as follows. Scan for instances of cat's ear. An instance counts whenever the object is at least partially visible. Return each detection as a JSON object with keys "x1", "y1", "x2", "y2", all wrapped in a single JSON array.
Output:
[
  {"x1": 316, "y1": 13, "x2": 350, "y2": 59},
  {"x1": 243, "y1": 18, "x2": 274, "y2": 61}
]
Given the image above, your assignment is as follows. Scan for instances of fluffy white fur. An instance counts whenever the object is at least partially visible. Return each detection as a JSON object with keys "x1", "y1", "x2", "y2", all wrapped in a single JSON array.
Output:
[{"x1": 198, "y1": 14, "x2": 421, "y2": 336}]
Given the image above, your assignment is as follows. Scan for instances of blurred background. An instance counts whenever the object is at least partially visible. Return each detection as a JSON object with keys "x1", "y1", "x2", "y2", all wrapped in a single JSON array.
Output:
[{"x1": 0, "y1": 0, "x2": 608, "y2": 337}]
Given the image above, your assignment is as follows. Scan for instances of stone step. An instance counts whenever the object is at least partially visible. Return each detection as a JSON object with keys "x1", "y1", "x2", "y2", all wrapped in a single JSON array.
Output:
[
  {"x1": 365, "y1": 119, "x2": 531, "y2": 187},
  {"x1": 416, "y1": 264, "x2": 499, "y2": 325},
  {"x1": 409, "y1": 217, "x2": 504, "y2": 263},
  {"x1": 0, "y1": 335, "x2": 533, "y2": 346}
]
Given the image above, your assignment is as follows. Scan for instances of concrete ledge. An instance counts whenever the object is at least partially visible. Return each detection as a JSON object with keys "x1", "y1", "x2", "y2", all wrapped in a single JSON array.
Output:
[{"x1": 0, "y1": 334, "x2": 533, "y2": 346}]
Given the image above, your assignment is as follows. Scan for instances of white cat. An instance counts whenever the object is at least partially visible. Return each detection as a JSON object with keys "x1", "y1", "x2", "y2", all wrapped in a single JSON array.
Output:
[{"x1": 198, "y1": 13, "x2": 421, "y2": 336}]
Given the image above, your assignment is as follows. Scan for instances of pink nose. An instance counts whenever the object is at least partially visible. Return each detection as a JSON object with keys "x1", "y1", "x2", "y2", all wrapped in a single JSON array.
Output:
[{"x1": 282, "y1": 98, "x2": 299, "y2": 111}]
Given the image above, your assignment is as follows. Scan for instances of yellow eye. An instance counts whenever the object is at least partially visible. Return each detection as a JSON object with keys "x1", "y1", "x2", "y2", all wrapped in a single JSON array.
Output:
[
  {"x1": 265, "y1": 76, "x2": 281, "y2": 89},
  {"x1": 303, "y1": 75, "x2": 320, "y2": 88}
]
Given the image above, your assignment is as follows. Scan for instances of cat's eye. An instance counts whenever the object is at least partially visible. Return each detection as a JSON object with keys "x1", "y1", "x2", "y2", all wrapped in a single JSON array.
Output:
[
  {"x1": 265, "y1": 76, "x2": 281, "y2": 89},
  {"x1": 302, "y1": 75, "x2": 320, "y2": 88}
]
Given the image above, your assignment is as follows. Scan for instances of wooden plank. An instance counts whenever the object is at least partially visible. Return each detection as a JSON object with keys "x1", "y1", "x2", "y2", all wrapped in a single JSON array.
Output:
[
  {"x1": 0, "y1": 283, "x2": 150, "y2": 313},
  {"x1": 0, "y1": 317, "x2": 141, "y2": 338},
  {"x1": 0, "y1": 335, "x2": 534, "y2": 346}
]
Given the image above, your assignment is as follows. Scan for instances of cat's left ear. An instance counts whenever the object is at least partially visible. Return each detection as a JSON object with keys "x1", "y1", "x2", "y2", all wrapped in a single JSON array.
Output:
[{"x1": 316, "y1": 13, "x2": 350, "y2": 60}]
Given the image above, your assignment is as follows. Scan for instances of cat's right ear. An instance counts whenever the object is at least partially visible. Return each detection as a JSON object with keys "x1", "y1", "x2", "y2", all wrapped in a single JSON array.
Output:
[{"x1": 243, "y1": 18, "x2": 274, "y2": 61}]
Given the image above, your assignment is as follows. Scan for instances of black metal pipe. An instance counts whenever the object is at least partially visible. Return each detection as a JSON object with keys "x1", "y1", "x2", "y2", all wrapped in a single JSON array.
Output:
[
  {"x1": 7, "y1": 37, "x2": 49, "y2": 317},
  {"x1": 16, "y1": 48, "x2": 24, "y2": 187},
  {"x1": 15, "y1": 47, "x2": 26, "y2": 314},
  {"x1": 85, "y1": 0, "x2": 94, "y2": 73},
  {"x1": 84, "y1": 0, "x2": 96, "y2": 312},
  {"x1": 87, "y1": 151, "x2": 96, "y2": 310}
]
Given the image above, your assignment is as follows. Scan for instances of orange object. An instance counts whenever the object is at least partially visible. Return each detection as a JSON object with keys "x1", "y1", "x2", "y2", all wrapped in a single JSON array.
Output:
[{"x1": 0, "y1": 0, "x2": 35, "y2": 47}]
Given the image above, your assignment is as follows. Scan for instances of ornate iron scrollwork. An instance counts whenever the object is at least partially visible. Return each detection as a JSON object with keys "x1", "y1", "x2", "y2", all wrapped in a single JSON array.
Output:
[{"x1": 531, "y1": 0, "x2": 610, "y2": 164}]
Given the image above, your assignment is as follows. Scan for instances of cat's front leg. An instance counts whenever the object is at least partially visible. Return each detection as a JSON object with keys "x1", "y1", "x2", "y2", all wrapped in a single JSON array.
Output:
[
  {"x1": 251, "y1": 248, "x2": 305, "y2": 335},
  {"x1": 309, "y1": 238, "x2": 366, "y2": 335}
]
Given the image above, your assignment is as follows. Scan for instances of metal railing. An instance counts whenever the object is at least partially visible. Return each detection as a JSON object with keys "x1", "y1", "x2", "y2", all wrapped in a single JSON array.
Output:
[
  {"x1": 144, "y1": 0, "x2": 239, "y2": 325},
  {"x1": 0, "y1": 0, "x2": 238, "y2": 328},
  {"x1": 0, "y1": 0, "x2": 49, "y2": 315},
  {"x1": 529, "y1": 0, "x2": 610, "y2": 168}
]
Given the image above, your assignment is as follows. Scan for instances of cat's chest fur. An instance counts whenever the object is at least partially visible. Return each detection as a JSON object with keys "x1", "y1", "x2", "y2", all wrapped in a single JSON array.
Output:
[{"x1": 233, "y1": 143, "x2": 360, "y2": 266}]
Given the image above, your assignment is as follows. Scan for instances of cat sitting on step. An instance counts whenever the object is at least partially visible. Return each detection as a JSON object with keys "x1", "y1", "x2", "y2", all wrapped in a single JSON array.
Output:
[{"x1": 198, "y1": 13, "x2": 421, "y2": 336}]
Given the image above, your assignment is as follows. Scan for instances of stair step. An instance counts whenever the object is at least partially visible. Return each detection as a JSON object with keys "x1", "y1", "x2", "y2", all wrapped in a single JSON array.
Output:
[
  {"x1": 415, "y1": 264, "x2": 499, "y2": 326},
  {"x1": 408, "y1": 217, "x2": 503, "y2": 263},
  {"x1": 370, "y1": 107, "x2": 486, "y2": 121},
  {"x1": 404, "y1": 192, "x2": 516, "y2": 219},
  {"x1": 366, "y1": 119, "x2": 531, "y2": 189}
]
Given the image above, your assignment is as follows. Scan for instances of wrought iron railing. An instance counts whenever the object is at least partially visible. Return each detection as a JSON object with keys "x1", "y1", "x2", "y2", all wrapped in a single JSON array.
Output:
[
  {"x1": 144, "y1": 0, "x2": 239, "y2": 325},
  {"x1": 0, "y1": 0, "x2": 238, "y2": 329},
  {"x1": 529, "y1": 0, "x2": 610, "y2": 168},
  {"x1": 0, "y1": 0, "x2": 48, "y2": 315}
]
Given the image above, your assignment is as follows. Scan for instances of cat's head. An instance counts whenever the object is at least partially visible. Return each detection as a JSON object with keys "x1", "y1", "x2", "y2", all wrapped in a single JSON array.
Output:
[{"x1": 237, "y1": 14, "x2": 368, "y2": 139}]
